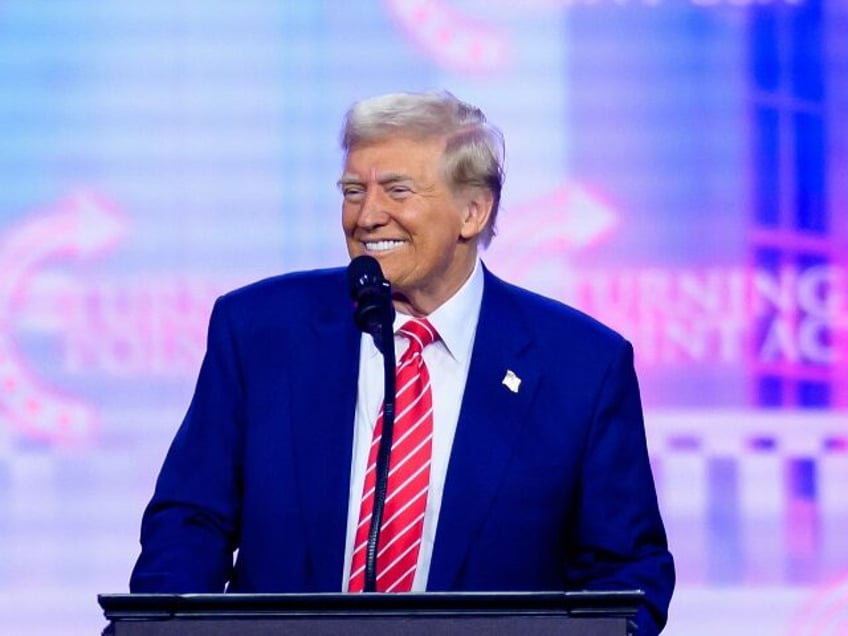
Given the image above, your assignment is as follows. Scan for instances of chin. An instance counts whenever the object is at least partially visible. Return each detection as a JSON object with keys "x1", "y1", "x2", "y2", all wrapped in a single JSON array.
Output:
[
  {"x1": 375, "y1": 261, "x2": 398, "y2": 282},
  {"x1": 365, "y1": 250, "x2": 399, "y2": 268}
]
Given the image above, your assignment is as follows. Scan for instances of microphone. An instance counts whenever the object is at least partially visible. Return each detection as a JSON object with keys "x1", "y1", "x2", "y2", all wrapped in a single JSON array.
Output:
[
  {"x1": 347, "y1": 255, "x2": 395, "y2": 351},
  {"x1": 346, "y1": 254, "x2": 397, "y2": 592}
]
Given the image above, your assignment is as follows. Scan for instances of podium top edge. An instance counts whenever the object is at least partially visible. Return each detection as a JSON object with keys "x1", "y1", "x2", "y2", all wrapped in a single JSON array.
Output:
[{"x1": 98, "y1": 590, "x2": 644, "y2": 620}]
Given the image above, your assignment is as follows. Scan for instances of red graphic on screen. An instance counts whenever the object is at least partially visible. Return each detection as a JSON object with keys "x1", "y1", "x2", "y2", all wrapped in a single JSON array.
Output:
[
  {"x1": 0, "y1": 191, "x2": 126, "y2": 444},
  {"x1": 384, "y1": 0, "x2": 511, "y2": 73},
  {"x1": 788, "y1": 574, "x2": 848, "y2": 636},
  {"x1": 488, "y1": 181, "x2": 618, "y2": 283}
]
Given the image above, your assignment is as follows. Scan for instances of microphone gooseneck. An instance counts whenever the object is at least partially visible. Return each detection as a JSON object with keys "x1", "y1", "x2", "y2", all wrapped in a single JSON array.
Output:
[{"x1": 347, "y1": 255, "x2": 396, "y2": 592}]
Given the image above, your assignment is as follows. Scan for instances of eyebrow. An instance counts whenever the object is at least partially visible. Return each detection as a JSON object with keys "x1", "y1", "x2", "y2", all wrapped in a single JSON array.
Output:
[{"x1": 337, "y1": 173, "x2": 414, "y2": 188}]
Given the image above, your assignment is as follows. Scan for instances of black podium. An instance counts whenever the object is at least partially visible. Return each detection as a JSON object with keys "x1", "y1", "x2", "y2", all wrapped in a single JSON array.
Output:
[{"x1": 98, "y1": 591, "x2": 643, "y2": 635}]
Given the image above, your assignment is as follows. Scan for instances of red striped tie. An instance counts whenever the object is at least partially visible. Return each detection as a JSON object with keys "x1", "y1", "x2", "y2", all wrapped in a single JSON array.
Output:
[{"x1": 348, "y1": 318, "x2": 438, "y2": 593}]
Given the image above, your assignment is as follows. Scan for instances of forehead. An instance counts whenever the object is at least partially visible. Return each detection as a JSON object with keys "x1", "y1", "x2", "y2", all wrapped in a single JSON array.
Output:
[{"x1": 342, "y1": 135, "x2": 446, "y2": 179}]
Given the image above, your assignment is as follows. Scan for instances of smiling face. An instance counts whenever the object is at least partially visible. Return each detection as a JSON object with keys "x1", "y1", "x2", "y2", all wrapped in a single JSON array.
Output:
[{"x1": 340, "y1": 135, "x2": 492, "y2": 316}]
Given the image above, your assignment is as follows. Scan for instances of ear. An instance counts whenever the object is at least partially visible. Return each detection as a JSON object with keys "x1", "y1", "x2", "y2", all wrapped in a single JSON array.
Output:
[{"x1": 458, "y1": 188, "x2": 494, "y2": 241}]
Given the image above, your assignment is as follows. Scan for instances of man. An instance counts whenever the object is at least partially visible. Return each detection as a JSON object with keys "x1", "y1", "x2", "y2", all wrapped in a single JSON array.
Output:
[{"x1": 130, "y1": 90, "x2": 674, "y2": 634}]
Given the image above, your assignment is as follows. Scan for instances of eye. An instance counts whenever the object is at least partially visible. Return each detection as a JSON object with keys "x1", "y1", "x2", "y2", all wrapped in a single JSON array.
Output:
[
  {"x1": 388, "y1": 185, "x2": 411, "y2": 198},
  {"x1": 342, "y1": 186, "x2": 365, "y2": 202}
]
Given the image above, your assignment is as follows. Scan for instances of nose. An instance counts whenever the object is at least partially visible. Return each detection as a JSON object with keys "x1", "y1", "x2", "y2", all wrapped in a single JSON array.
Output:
[{"x1": 354, "y1": 189, "x2": 390, "y2": 231}]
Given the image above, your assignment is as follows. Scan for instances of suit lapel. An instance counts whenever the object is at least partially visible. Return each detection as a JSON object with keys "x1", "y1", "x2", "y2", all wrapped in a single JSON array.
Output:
[
  {"x1": 289, "y1": 274, "x2": 360, "y2": 590},
  {"x1": 428, "y1": 270, "x2": 540, "y2": 590}
]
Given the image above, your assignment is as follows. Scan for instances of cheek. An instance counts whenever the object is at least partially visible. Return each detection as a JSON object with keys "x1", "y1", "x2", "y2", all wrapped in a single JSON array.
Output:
[{"x1": 341, "y1": 205, "x2": 357, "y2": 234}]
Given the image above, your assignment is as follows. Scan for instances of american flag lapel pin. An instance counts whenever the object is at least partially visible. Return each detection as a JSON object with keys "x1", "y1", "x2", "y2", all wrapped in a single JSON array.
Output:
[{"x1": 502, "y1": 369, "x2": 521, "y2": 393}]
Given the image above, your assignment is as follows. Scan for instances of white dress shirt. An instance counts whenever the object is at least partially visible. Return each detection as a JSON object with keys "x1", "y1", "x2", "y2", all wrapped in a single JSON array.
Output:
[{"x1": 342, "y1": 259, "x2": 484, "y2": 591}]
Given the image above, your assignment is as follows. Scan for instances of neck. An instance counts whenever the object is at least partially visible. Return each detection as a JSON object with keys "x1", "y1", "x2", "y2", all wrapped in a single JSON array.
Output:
[{"x1": 391, "y1": 255, "x2": 478, "y2": 318}]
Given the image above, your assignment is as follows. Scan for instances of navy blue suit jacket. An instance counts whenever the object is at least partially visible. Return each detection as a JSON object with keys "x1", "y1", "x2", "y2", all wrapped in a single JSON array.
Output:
[{"x1": 131, "y1": 265, "x2": 674, "y2": 634}]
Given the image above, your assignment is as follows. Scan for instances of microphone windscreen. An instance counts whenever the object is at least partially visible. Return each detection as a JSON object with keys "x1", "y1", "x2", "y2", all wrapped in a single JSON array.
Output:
[
  {"x1": 347, "y1": 254, "x2": 385, "y2": 300},
  {"x1": 347, "y1": 255, "x2": 394, "y2": 342}
]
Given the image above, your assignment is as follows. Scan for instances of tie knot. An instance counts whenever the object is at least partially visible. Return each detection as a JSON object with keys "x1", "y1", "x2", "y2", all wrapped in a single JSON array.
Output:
[{"x1": 398, "y1": 318, "x2": 438, "y2": 353}]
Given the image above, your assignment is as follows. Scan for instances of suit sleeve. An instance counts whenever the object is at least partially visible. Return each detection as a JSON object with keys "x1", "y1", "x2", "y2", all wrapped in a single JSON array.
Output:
[
  {"x1": 565, "y1": 340, "x2": 675, "y2": 636},
  {"x1": 129, "y1": 297, "x2": 244, "y2": 592}
]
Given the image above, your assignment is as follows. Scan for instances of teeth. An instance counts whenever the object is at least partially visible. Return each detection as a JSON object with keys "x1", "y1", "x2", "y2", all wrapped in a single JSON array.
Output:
[{"x1": 364, "y1": 240, "x2": 404, "y2": 252}]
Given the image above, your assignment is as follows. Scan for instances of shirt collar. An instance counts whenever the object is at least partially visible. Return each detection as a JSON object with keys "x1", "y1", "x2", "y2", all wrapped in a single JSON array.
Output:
[{"x1": 414, "y1": 258, "x2": 483, "y2": 365}]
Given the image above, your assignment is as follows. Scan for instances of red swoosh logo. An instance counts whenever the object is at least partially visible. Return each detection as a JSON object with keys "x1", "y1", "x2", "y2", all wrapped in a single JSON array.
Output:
[{"x1": 0, "y1": 191, "x2": 126, "y2": 444}]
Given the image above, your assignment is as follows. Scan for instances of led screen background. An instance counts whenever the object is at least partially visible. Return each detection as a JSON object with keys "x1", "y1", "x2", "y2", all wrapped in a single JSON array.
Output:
[{"x1": 0, "y1": 1, "x2": 845, "y2": 634}]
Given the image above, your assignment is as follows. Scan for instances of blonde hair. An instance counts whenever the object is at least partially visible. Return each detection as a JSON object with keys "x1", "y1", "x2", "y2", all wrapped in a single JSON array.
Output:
[{"x1": 340, "y1": 90, "x2": 505, "y2": 247}]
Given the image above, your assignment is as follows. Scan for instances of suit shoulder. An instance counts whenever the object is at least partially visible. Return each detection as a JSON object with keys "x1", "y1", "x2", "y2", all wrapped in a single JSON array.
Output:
[
  {"x1": 487, "y1": 272, "x2": 628, "y2": 350},
  {"x1": 213, "y1": 267, "x2": 349, "y2": 324}
]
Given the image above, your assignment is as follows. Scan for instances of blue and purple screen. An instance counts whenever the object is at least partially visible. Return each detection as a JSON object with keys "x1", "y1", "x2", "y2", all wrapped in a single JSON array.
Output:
[{"x1": 0, "y1": 1, "x2": 846, "y2": 634}]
